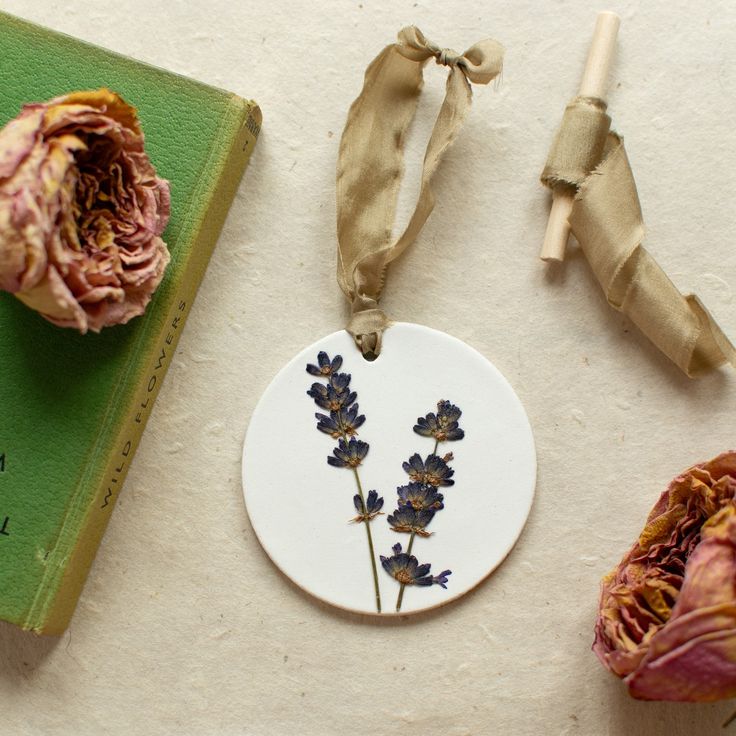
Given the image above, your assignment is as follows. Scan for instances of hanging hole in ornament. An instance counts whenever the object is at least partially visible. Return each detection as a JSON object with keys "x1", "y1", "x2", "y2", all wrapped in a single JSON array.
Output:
[{"x1": 355, "y1": 330, "x2": 382, "y2": 361}]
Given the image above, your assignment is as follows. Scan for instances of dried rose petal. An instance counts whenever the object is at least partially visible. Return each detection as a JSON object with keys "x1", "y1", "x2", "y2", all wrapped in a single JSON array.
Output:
[
  {"x1": 0, "y1": 89, "x2": 170, "y2": 332},
  {"x1": 594, "y1": 452, "x2": 736, "y2": 701}
]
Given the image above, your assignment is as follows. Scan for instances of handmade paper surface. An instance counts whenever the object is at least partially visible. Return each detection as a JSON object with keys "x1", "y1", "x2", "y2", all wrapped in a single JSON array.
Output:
[{"x1": 0, "y1": 1, "x2": 735, "y2": 735}]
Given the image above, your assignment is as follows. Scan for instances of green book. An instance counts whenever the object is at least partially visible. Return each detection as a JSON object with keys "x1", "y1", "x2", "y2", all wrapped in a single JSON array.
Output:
[{"x1": 0, "y1": 12, "x2": 261, "y2": 634}]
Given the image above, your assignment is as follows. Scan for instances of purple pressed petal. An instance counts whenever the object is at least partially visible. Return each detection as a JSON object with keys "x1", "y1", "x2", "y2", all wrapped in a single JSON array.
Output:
[{"x1": 414, "y1": 563, "x2": 431, "y2": 578}]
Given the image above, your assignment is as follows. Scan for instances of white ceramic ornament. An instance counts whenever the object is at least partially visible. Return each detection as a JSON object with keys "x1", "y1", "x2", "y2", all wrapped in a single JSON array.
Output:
[{"x1": 242, "y1": 323, "x2": 536, "y2": 616}]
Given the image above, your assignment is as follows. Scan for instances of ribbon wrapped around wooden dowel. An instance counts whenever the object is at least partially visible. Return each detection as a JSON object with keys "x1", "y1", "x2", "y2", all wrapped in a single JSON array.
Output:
[
  {"x1": 337, "y1": 26, "x2": 504, "y2": 357},
  {"x1": 542, "y1": 96, "x2": 736, "y2": 377}
]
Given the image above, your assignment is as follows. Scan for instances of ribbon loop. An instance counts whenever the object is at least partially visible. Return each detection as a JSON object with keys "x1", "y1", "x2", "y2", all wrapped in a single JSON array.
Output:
[
  {"x1": 336, "y1": 26, "x2": 503, "y2": 356},
  {"x1": 346, "y1": 296, "x2": 389, "y2": 360}
]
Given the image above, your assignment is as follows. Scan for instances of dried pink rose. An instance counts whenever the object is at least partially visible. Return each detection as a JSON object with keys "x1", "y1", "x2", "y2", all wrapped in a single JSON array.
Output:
[
  {"x1": 0, "y1": 89, "x2": 170, "y2": 332},
  {"x1": 594, "y1": 452, "x2": 736, "y2": 701}
]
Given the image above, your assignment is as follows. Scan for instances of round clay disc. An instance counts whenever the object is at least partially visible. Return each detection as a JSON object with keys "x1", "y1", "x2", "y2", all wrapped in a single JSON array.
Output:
[{"x1": 242, "y1": 323, "x2": 536, "y2": 616}]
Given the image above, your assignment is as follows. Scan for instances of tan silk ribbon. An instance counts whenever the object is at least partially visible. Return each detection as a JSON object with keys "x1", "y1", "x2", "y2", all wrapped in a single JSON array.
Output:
[
  {"x1": 542, "y1": 96, "x2": 736, "y2": 377},
  {"x1": 336, "y1": 26, "x2": 504, "y2": 357}
]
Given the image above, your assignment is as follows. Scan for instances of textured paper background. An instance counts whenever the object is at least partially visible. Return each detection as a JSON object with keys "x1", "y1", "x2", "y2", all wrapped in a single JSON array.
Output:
[{"x1": 1, "y1": 1, "x2": 735, "y2": 734}]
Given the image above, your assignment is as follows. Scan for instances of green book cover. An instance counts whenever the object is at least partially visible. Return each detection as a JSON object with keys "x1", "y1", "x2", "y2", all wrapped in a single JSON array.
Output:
[{"x1": 0, "y1": 12, "x2": 261, "y2": 634}]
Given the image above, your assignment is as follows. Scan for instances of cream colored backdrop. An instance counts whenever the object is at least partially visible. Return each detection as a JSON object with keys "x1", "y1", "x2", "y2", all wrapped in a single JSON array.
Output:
[{"x1": 1, "y1": 1, "x2": 735, "y2": 734}]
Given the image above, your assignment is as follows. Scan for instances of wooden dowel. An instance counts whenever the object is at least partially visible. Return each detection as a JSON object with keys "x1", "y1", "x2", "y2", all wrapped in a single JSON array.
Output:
[
  {"x1": 541, "y1": 11, "x2": 620, "y2": 263},
  {"x1": 580, "y1": 11, "x2": 620, "y2": 99},
  {"x1": 541, "y1": 194, "x2": 574, "y2": 262}
]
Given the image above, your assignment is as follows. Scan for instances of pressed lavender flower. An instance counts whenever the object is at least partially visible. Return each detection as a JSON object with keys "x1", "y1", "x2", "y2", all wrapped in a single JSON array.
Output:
[
  {"x1": 306, "y1": 351, "x2": 343, "y2": 377},
  {"x1": 340, "y1": 404, "x2": 366, "y2": 434},
  {"x1": 414, "y1": 399, "x2": 465, "y2": 442},
  {"x1": 350, "y1": 489, "x2": 385, "y2": 523},
  {"x1": 362, "y1": 489, "x2": 384, "y2": 515},
  {"x1": 402, "y1": 452, "x2": 455, "y2": 487},
  {"x1": 387, "y1": 506, "x2": 435, "y2": 537},
  {"x1": 315, "y1": 412, "x2": 341, "y2": 438},
  {"x1": 432, "y1": 569, "x2": 452, "y2": 589},
  {"x1": 397, "y1": 482, "x2": 444, "y2": 511},
  {"x1": 413, "y1": 412, "x2": 444, "y2": 439},
  {"x1": 307, "y1": 380, "x2": 357, "y2": 412},
  {"x1": 437, "y1": 400, "x2": 462, "y2": 425},
  {"x1": 329, "y1": 372, "x2": 352, "y2": 394},
  {"x1": 328, "y1": 437, "x2": 369, "y2": 468},
  {"x1": 315, "y1": 405, "x2": 366, "y2": 439},
  {"x1": 381, "y1": 543, "x2": 432, "y2": 585},
  {"x1": 380, "y1": 543, "x2": 451, "y2": 588},
  {"x1": 414, "y1": 400, "x2": 464, "y2": 442},
  {"x1": 307, "y1": 382, "x2": 332, "y2": 409}
]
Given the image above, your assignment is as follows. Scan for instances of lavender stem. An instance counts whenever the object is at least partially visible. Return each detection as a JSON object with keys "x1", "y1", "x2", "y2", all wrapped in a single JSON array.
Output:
[{"x1": 352, "y1": 466, "x2": 382, "y2": 613}]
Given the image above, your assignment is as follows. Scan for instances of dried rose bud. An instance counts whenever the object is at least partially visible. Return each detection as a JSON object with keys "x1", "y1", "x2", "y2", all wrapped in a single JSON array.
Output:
[
  {"x1": 0, "y1": 89, "x2": 170, "y2": 332},
  {"x1": 594, "y1": 452, "x2": 736, "y2": 702}
]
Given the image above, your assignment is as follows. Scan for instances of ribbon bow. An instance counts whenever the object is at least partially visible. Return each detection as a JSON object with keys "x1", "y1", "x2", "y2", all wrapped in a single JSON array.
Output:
[
  {"x1": 397, "y1": 26, "x2": 504, "y2": 83},
  {"x1": 336, "y1": 26, "x2": 504, "y2": 357}
]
